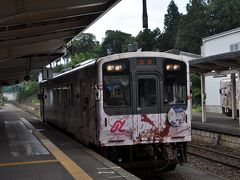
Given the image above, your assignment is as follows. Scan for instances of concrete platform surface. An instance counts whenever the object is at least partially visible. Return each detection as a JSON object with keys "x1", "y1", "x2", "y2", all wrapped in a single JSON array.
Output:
[
  {"x1": 0, "y1": 103, "x2": 138, "y2": 180},
  {"x1": 192, "y1": 112, "x2": 240, "y2": 136}
]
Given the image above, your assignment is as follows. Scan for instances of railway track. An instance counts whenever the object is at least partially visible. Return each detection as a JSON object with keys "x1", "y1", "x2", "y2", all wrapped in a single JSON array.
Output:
[{"x1": 187, "y1": 144, "x2": 240, "y2": 170}]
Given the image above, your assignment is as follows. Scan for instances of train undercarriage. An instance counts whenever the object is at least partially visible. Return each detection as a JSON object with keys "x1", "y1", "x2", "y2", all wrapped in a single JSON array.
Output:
[{"x1": 96, "y1": 142, "x2": 187, "y2": 176}]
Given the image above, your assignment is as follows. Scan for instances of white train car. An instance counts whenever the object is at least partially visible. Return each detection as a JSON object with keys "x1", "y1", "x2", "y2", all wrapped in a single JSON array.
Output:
[
  {"x1": 220, "y1": 79, "x2": 240, "y2": 116},
  {"x1": 40, "y1": 52, "x2": 192, "y2": 173}
]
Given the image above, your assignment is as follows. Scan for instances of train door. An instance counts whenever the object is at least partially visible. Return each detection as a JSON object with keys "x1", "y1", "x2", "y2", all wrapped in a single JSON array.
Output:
[{"x1": 132, "y1": 73, "x2": 161, "y2": 142}]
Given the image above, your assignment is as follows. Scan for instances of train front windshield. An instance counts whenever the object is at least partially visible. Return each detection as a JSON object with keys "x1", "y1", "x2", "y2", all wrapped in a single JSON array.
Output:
[
  {"x1": 102, "y1": 58, "x2": 187, "y2": 115},
  {"x1": 163, "y1": 61, "x2": 187, "y2": 105},
  {"x1": 103, "y1": 75, "x2": 130, "y2": 107}
]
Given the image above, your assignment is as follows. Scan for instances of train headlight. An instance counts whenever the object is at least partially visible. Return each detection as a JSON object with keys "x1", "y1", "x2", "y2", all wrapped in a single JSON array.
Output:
[
  {"x1": 166, "y1": 64, "x2": 181, "y2": 71},
  {"x1": 106, "y1": 64, "x2": 123, "y2": 71},
  {"x1": 107, "y1": 65, "x2": 115, "y2": 71},
  {"x1": 115, "y1": 65, "x2": 123, "y2": 71},
  {"x1": 173, "y1": 64, "x2": 180, "y2": 70},
  {"x1": 166, "y1": 64, "x2": 172, "y2": 71}
]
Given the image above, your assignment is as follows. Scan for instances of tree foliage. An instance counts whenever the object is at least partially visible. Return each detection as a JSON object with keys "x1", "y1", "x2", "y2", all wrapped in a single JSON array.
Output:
[
  {"x1": 53, "y1": 33, "x2": 101, "y2": 72},
  {"x1": 135, "y1": 28, "x2": 161, "y2": 51},
  {"x1": 72, "y1": 33, "x2": 100, "y2": 53},
  {"x1": 100, "y1": 30, "x2": 134, "y2": 56},
  {"x1": 159, "y1": 0, "x2": 181, "y2": 51},
  {"x1": 208, "y1": 0, "x2": 240, "y2": 35},
  {"x1": 68, "y1": 33, "x2": 100, "y2": 67},
  {"x1": 17, "y1": 81, "x2": 39, "y2": 102},
  {"x1": 175, "y1": 0, "x2": 209, "y2": 54},
  {"x1": 53, "y1": 64, "x2": 64, "y2": 73},
  {"x1": 191, "y1": 73, "x2": 201, "y2": 104}
]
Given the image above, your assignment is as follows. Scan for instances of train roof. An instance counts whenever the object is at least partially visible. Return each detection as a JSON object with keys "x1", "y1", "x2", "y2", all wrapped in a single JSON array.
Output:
[
  {"x1": 41, "y1": 58, "x2": 96, "y2": 84},
  {"x1": 96, "y1": 51, "x2": 191, "y2": 65},
  {"x1": 41, "y1": 51, "x2": 191, "y2": 84}
]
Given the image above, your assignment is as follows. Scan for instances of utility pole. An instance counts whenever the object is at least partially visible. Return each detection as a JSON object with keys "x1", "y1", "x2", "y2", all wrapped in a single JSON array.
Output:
[{"x1": 142, "y1": 0, "x2": 148, "y2": 29}]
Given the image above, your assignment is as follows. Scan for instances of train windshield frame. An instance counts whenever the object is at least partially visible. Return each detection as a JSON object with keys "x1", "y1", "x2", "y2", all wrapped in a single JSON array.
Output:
[
  {"x1": 102, "y1": 57, "x2": 188, "y2": 115},
  {"x1": 163, "y1": 60, "x2": 187, "y2": 105}
]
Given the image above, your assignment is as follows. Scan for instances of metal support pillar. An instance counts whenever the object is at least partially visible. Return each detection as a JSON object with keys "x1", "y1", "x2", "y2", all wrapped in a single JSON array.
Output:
[
  {"x1": 239, "y1": 101, "x2": 240, "y2": 127},
  {"x1": 231, "y1": 73, "x2": 237, "y2": 119},
  {"x1": 239, "y1": 70, "x2": 240, "y2": 126},
  {"x1": 200, "y1": 74, "x2": 206, "y2": 123}
]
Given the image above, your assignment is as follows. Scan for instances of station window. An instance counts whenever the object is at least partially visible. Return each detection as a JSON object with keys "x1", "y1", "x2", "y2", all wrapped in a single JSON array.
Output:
[{"x1": 230, "y1": 42, "x2": 240, "y2": 52}]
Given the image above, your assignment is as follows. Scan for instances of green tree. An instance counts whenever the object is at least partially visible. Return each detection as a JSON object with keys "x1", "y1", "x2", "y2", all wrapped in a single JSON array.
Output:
[
  {"x1": 53, "y1": 64, "x2": 65, "y2": 73},
  {"x1": 67, "y1": 52, "x2": 97, "y2": 68},
  {"x1": 17, "y1": 80, "x2": 39, "y2": 102},
  {"x1": 176, "y1": 0, "x2": 209, "y2": 54},
  {"x1": 72, "y1": 33, "x2": 100, "y2": 53},
  {"x1": 191, "y1": 73, "x2": 201, "y2": 105},
  {"x1": 100, "y1": 30, "x2": 134, "y2": 56},
  {"x1": 208, "y1": 0, "x2": 240, "y2": 35},
  {"x1": 159, "y1": 0, "x2": 181, "y2": 51},
  {"x1": 63, "y1": 33, "x2": 100, "y2": 68},
  {"x1": 135, "y1": 28, "x2": 161, "y2": 51}
]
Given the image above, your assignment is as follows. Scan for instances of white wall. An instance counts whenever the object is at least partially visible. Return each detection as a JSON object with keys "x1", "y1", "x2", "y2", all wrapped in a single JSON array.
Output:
[
  {"x1": 201, "y1": 30, "x2": 240, "y2": 56},
  {"x1": 205, "y1": 76, "x2": 221, "y2": 105},
  {"x1": 201, "y1": 29, "x2": 240, "y2": 113},
  {"x1": 3, "y1": 92, "x2": 17, "y2": 101}
]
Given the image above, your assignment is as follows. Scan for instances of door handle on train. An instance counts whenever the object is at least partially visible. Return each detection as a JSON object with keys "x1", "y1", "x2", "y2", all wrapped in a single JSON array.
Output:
[{"x1": 137, "y1": 107, "x2": 142, "y2": 111}]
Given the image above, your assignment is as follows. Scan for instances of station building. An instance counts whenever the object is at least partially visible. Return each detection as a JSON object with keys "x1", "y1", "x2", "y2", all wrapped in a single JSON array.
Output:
[{"x1": 201, "y1": 27, "x2": 240, "y2": 113}]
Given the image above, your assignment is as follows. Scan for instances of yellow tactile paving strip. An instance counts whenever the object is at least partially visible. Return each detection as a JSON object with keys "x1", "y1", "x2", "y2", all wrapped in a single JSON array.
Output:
[
  {"x1": 0, "y1": 160, "x2": 58, "y2": 167},
  {"x1": 20, "y1": 118, "x2": 92, "y2": 180}
]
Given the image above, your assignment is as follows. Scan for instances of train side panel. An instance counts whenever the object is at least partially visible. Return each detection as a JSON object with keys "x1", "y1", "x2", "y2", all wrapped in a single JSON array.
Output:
[{"x1": 42, "y1": 65, "x2": 99, "y2": 145}]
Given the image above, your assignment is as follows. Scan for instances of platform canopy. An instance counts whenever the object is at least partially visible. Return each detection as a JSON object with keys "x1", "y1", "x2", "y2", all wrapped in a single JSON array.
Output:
[
  {"x1": 190, "y1": 51, "x2": 240, "y2": 75},
  {"x1": 0, "y1": 0, "x2": 120, "y2": 86},
  {"x1": 189, "y1": 50, "x2": 240, "y2": 125}
]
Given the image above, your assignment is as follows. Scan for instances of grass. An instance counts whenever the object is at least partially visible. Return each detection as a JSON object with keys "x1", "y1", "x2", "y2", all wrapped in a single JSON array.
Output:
[{"x1": 192, "y1": 105, "x2": 202, "y2": 112}]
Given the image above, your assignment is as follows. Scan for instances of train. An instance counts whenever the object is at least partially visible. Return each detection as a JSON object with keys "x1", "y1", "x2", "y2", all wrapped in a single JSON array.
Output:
[
  {"x1": 40, "y1": 52, "x2": 192, "y2": 174},
  {"x1": 220, "y1": 78, "x2": 240, "y2": 116}
]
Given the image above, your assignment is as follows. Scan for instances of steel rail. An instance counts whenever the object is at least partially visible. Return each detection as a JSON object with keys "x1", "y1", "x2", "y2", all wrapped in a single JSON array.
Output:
[
  {"x1": 188, "y1": 144, "x2": 240, "y2": 160},
  {"x1": 187, "y1": 145, "x2": 240, "y2": 170}
]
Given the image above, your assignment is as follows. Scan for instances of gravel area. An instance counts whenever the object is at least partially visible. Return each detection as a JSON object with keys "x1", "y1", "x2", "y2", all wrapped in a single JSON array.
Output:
[{"x1": 187, "y1": 140, "x2": 240, "y2": 180}]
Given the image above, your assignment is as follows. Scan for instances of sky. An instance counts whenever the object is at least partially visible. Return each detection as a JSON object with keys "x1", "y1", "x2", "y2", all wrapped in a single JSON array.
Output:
[{"x1": 85, "y1": 0, "x2": 189, "y2": 42}]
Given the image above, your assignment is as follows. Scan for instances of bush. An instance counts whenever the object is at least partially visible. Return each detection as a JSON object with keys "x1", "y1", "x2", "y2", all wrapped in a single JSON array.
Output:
[
  {"x1": 17, "y1": 81, "x2": 39, "y2": 102},
  {"x1": 192, "y1": 105, "x2": 202, "y2": 112}
]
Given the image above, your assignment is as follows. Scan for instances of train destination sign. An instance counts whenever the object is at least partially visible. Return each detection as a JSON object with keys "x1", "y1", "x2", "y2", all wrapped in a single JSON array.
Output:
[{"x1": 136, "y1": 58, "x2": 156, "y2": 65}]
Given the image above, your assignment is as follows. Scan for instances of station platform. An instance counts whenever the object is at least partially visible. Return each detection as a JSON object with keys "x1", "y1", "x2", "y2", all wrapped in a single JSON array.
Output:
[
  {"x1": 13, "y1": 101, "x2": 240, "y2": 138},
  {"x1": 0, "y1": 104, "x2": 139, "y2": 180},
  {"x1": 192, "y1": 112, "x2": 240, "y2": 137}
]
